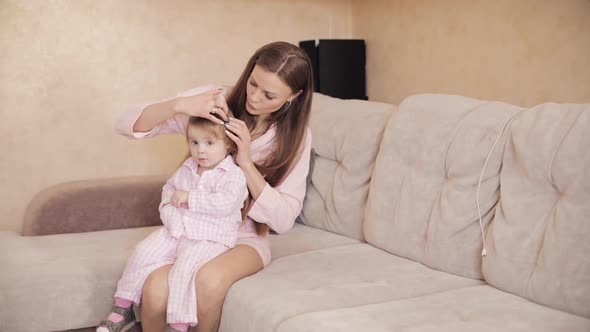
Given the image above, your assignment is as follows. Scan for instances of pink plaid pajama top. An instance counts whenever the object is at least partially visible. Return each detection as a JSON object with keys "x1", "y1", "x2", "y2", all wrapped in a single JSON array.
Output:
[
  {"x1": 160, "y1": 156, "x2": 248, "y2": 247},
  {"x1": 115, "y1": 85, "x2": 313, "y2": 266}
]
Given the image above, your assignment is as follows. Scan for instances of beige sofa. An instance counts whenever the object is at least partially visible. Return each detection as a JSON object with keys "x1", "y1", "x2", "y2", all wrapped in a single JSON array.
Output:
[{"x1": 1, "y1": 93, "x2": 589, "y2": 332}]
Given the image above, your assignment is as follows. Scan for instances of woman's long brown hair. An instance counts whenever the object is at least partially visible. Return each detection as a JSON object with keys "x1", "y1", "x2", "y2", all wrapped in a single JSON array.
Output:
[{"x1": 227, "y1": 41, "x2": 313, "y2": 235}]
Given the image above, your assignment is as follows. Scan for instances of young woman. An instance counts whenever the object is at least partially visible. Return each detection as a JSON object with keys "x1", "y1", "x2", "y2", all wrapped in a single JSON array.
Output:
[{"x1": 113, "y1": 41, "x2": 313, "y2": 332}]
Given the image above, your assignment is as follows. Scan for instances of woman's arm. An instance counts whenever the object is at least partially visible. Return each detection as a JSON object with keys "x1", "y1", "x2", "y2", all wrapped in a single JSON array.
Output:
[
  {"x1": 115, "y1": 85, "x2": 228, "y2": 138},
  {"x1": 223, "y1": 118, "x2": 278, "y2": 199},
  {"x1": 245, "y1": 129, "x2": 313, "y2": 234},
  {"x1": 223, "y1": 119, "x2": 313, "y2": 234},
  {"x1": 133, "y1": 99, "x2": 179, "y2": 133},
  {"x1": 239, "y1": 162, "x2": 267, "y2": 200}
]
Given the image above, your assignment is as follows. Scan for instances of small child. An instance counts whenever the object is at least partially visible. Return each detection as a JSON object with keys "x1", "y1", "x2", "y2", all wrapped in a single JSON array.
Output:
[{"x1": 97, "y1": 115, "x2": 248, "y2": 332}]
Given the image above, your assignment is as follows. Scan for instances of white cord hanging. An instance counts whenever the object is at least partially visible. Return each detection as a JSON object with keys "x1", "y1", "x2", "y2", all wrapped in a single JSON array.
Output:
[{"x1": 476, "y1": 109, "x2": 525, "y2": 257}]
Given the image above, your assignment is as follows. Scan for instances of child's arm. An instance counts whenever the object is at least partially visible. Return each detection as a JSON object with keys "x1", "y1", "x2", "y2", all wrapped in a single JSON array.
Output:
[
  {"x1": 159, "y1": 170, "x2": 187, "y2": 237},
  {"x1": 187, "y1": 167, "x2": 248, "y2": 218}
]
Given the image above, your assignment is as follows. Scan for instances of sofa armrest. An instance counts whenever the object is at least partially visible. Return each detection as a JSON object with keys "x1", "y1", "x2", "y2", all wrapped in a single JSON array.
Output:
[{"x1": 22, "y1": 175, "x2": 168, "y2": 236}]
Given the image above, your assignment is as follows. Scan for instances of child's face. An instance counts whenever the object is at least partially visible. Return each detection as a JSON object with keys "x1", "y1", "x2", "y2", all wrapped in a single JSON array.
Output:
[{"x1": 187, "y1": 125, "x2": 229, "y2": 172}]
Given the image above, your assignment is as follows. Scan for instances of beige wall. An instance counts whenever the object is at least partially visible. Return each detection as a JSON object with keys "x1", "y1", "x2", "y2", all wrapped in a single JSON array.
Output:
[
  {"x1": 352, "y1": 0, "x2": 590, "y2": 106},
  {"x1": 3, "y1": 0, "x2": 589, "y2": 234},
  {"x1": 0, "y1": 0, "x2": 352, "y2": 233}
]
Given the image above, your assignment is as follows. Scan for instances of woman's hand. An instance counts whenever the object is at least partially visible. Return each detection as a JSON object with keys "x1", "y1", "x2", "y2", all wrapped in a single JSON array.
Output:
[
  {"x1": 224, "y1": 118, "x2": 254, "y2": 167},
  {"x1": 170, "y1": 190, "x2": 189, "y2": 207},
  {"x1": 174, "y1": 89, "x2": 229, "y2": 124}
]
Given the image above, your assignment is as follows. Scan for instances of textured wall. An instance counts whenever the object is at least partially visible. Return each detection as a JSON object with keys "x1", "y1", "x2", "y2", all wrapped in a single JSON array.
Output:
[
  {"x1": 352, "y1": 0, "x2": 590, "y2": 106},
  {"x1": 4, "y1": 0, "x2": 589, "y2": 234},
  {"x1": 0, "y1": 0, "x2": 352, "y2": 233}
]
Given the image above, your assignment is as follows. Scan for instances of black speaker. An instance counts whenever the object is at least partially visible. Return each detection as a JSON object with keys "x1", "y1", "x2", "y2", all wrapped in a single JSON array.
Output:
[{"x1": 299, "y1": 39, "x2": 367, "y2": 100}]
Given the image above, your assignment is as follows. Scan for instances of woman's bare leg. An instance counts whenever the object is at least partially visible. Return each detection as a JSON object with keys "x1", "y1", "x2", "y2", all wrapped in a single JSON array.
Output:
[
  {"x1": 141, "y1": 264, "x2": 172, "y2": 332},
  {"x1": 138, "y1": 245, "x2": 262, "y2": 332},
  {"x1": 192, "y1": 244, "x2": 263, "y2": 332}
]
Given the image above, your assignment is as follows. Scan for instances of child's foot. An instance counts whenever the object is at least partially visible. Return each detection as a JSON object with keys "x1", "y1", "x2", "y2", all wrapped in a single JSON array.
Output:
[{"x1": 96, "y1": 305, "x2": 136, "y2": 332}]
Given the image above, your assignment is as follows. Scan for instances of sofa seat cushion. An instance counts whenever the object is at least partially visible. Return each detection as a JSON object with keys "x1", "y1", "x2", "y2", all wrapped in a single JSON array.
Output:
[
  {"x1": 0, "y1": 223, "x2": 360, "y2": 332},
  {"x1": 219, "y1": 241, "x2": 484, "y2": 332},
  {"x1": 270, "y1": 223, "x2": 362, "y2": 259},
  {"x1": 0, "y1": 227, "x2": 158, "y2": 332},
  {"x1": 276, "y1": 286, "x2": 590, "y2": 332}
]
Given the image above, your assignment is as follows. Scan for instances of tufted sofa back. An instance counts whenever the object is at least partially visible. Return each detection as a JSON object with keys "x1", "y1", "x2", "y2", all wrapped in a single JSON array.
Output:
[
  {"x1": 361, "y1": 93, "x2": 590, "y2": 317},
  {"x1": 363, "y1": 94, "x2": 522, "y2": 279},
  {"x1": 304, "y1": 93, "x2": 589, "y2": 317},
  {"x1": 301, "y1": 93, "x2": 395, "y2": 240},
  {"x1": 482, "y1": 103, "x2": 590, "y2": 318}
]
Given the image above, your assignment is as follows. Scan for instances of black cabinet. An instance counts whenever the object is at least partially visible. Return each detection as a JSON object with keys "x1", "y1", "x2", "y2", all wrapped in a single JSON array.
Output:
[{"x1": 299, "y1": 39, "x2": 367, "y2": 100}]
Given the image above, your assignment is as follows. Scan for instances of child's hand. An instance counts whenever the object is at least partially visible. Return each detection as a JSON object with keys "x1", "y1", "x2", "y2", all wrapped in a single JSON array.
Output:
[{"x1": 170, "y1": 190, "x2": 189, "y2": 207}]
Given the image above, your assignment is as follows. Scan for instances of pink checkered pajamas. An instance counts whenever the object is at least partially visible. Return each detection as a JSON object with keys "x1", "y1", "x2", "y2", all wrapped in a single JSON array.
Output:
[{"x1": 114, "y1": 155, "x2": 248, "y2": 326}]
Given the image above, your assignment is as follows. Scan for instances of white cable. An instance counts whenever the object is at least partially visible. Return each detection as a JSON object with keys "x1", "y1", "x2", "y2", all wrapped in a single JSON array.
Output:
[{"x1": 476, "y1": 109, "x2": 524, "y2": 257}]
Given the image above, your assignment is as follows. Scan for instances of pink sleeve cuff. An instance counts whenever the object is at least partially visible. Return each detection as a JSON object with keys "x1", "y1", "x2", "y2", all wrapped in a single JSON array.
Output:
[
  {"x1": 247, "y1": 183, "x2": 274, "y2": 225},
  {"x1": 114, "y1": 103, "x2": 154, "y2": 138}
]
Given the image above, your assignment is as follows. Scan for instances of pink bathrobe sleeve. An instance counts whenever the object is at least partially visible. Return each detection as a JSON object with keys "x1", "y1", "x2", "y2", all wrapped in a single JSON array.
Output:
[
  {"x1": 246, "y1": 130, "x2": 312, "y2": 234},
  {"x1": 115, "y1": 85, "x2": 312, "y2": 240},
  {"x1": 115, "y1": 85, "x2": 217, "y2": 139}
]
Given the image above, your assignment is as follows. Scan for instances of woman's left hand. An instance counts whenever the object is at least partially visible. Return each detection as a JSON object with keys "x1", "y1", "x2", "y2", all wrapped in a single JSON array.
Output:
[{"x1": 224, "y1": 118, "x2": 253, "y2": 167}]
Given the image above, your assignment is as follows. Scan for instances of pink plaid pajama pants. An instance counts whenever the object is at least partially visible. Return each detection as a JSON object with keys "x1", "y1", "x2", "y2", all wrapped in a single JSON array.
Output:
[{"x1": 115, "y1": 227, "x2": 229, "y2": 325}]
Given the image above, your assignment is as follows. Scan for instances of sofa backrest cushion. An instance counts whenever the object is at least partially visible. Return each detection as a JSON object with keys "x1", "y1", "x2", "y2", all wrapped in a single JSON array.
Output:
[
  {"x1": 482, "y1": 103, "x2": 590, "y2": 318},
  {"x1": 300, "y1": 93, "x2": 395, "y2": 240},
  {"x1": 364, "y1": 94, "x2": 522, "y2": 279}
]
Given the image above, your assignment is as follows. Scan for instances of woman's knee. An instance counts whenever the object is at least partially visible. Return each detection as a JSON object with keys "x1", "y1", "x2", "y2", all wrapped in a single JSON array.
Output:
[
  {"x1": 195, "y1": 245, "x2": 264, "y2": 315},
  {"x1": 141, "y1": 265, "x2": 172, "y2": 313},
  {"x1": 195, "y1": 265, "x2": 231, "y2": 308}
]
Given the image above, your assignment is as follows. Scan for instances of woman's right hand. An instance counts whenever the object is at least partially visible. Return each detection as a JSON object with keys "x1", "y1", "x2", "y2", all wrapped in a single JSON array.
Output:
[{"x1": 174, "y1": 88, "x2": 229, "y2": 124}]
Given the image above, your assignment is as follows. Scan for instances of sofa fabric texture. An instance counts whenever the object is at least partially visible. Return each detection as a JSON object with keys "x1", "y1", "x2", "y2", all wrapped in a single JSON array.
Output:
[
  {"x1": 22, "y1": 175, "x2": 167, "y2": 236},
  {"x1": 364, "y1": 94, "x2": 524, "y2": 280},
  {"x1": 0, "y1": 227, "x2": 157, "y2": 332},
  {"x1": 275, "y1": 286, "x2": 590, "y2": 332},
  {"x1": 0, "y1": 93, "x2": 588, "y2": 332},
  {"x1": 482, "y1": 103, "x2": 590, "y2": 318},
  {"x1": 300, "y1": 93, "x2": 396, "y2": 241}
]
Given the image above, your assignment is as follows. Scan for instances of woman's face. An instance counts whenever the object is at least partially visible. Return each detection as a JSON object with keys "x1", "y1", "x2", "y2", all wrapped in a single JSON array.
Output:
[{"x1": 245, "y1": 65, "x2": 297, "y2": 119}]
